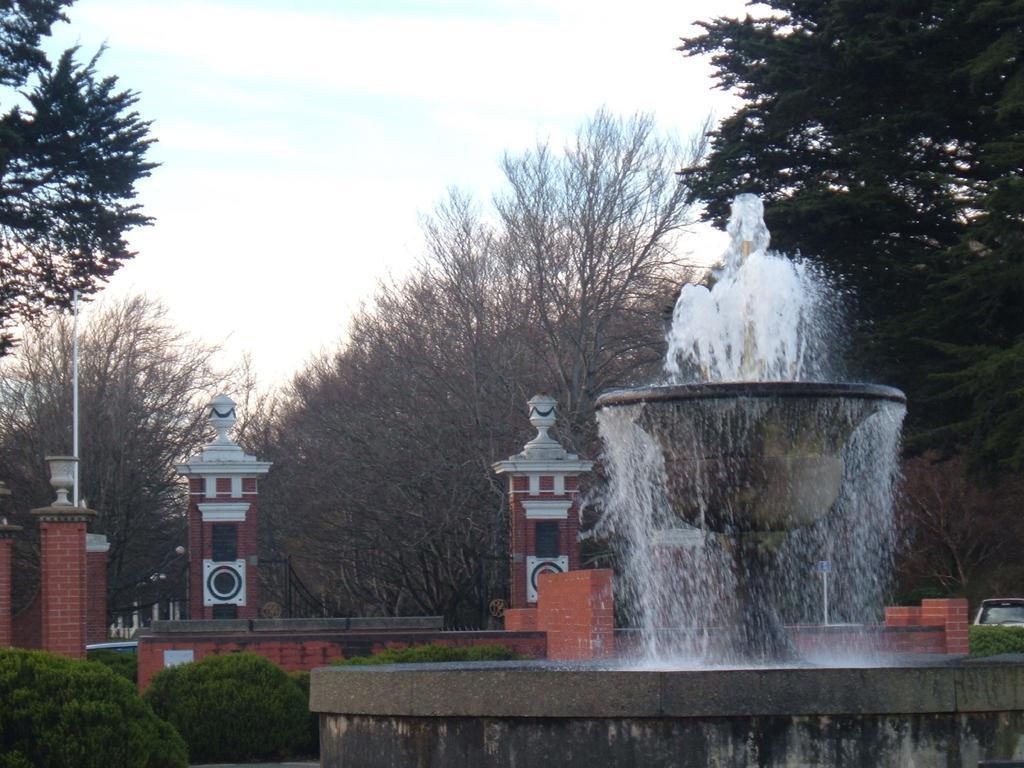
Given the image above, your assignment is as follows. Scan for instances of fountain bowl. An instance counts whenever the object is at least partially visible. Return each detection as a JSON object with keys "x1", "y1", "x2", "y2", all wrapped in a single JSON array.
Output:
[
  {"x1": 595, "y1": 381, "x2": 905, "y2": 533},
  {"x1": 311, "y1": 657, "x2": 1024, "y2": 767}
]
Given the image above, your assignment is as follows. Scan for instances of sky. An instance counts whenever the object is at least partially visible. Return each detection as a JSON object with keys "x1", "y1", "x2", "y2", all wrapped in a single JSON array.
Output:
[{"x1": 45, "y1": 0, "x2": 755, "y2": 385}]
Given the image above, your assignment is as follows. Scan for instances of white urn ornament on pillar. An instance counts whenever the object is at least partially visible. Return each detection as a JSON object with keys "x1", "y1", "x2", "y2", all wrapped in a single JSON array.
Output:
[
  {"x1": 45, "y1": 456, "x2": 77, "y2": 506},
  {"x1": 521, "y1": 394, "x2": 567, "y2": 460},
  {"x1": 208, "y1": 394, "x2": 237, "y2": 445}
]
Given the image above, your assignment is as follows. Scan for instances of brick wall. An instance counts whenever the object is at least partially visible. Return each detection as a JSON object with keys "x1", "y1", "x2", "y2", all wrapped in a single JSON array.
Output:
[
  {"x1": 0, "y1": 536, "x2": 12, "y2": 647},
  {"x1": 138, "y1": 629, "x2": 547, "y2": 689},
  {"x1": 791, "y1": 624, "x2": 947, "y2": 655},
  {"x1": 504, "y1": 608, "x2": 539, "y2": 631},
  {"x1": 885, "y1": 598, "x2": 969, "y2": 654},
  {"x1": 38, "y1": 520, "x2": 89, "y2": 658},
  {"x1": 537, "y1": 569, "x2": 614, "y2": 661}
]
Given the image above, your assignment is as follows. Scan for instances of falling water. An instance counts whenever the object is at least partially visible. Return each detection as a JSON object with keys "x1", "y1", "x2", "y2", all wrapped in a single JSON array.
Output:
[
  {"x1": 595, "y1": 193, "x2": 905, "y2": 666},
  {"x1": 665, "y1": 194, "x2": 840, "y2": 383}
]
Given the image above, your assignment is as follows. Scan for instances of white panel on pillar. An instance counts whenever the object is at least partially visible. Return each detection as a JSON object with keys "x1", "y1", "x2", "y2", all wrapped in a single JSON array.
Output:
[
  {"x1": 198, "y1": 502, "x2": 250, "y2": 522},
  {"x1": 522, "y1": 499, "x2": 571, "y2": 519},
  {"x1": 202, "y1": 559, "x2": 246, "y2": 606}
]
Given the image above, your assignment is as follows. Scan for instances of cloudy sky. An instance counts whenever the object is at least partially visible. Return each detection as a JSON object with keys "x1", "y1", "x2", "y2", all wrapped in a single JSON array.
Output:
[{"x1": 47, "y1": 0, "x2": 754, "y2": 384}]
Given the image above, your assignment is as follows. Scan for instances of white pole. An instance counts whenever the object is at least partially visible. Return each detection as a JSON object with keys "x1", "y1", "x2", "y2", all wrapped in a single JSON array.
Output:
[
  {"x1": 823, "y1": 570, "x2": 829, "y2": 626},
  {"x1": 72, "y1": 290, "x2": 79, "y2": 507}
]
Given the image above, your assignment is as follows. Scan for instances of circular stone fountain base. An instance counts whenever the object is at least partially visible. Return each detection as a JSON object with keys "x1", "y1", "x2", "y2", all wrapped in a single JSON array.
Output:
[{"x1": 311, "y1": 658, "x2": 1024, "y2": 767}]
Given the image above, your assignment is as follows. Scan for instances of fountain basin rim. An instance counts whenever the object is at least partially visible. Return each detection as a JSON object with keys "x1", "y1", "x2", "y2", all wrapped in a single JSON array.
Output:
[
  {"x1": 310, "y1": 658, "x2": 1023, "y2": 719},
  {"x1": 596, "y1": 381, "x2": 906, "y2": 409}
]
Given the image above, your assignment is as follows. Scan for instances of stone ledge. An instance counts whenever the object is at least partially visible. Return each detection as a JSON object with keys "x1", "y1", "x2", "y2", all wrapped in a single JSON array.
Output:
[
  {"x1": 252, "y1": 617, "x2": 443, "y2": 632},
  {"x1": 149, "y1": 616, "x2": 444, "y2": 634},
  {"x1": 310, "y1": 659, "x2": 1024, "y2": 718},
  {"x1": 150, "y1": 619, "x2": 251, "y2": 633}
]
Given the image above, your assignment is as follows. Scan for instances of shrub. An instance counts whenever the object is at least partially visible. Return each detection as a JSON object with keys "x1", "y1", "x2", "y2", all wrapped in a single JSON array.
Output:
[
  {"x1": 970, "y1": 626, "x2": 1024, "y2": 657},
  {"x1": 333, "y1": 643, "x2": 520, "y2": 666},
  {"x1": 0, "y1": 648, "x2": 186, "y2": 768},
  {"x1": 288, "y1": 670, "x2": 319, "y2": 757},
  {"x1": 87, "y1": 649, "x2": 138, "y2": 683},
  {"x1": 144, "y1": 652, "x2": 309, "y2": 763}
]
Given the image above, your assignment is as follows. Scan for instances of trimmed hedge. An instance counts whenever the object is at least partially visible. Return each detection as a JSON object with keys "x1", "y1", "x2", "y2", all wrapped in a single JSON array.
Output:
[
  {"x1": 969, "y1": 625, "x2": 1024, "y2": 657},
  {"x1": 144, "y1": 652, "x2": 311, "y2": 763},
  {"x1": 0, "y1": 648, "x2": 186, "y2": 768},
  {"x1": 288, "y1": 670, "x2": 319, "y2": 756},
  {"x1": 86, "y1": 649, "x2": 138, "y2": 684},
  {"x1": 333, "y1": 643, "x2": 520, "y2": 666}
]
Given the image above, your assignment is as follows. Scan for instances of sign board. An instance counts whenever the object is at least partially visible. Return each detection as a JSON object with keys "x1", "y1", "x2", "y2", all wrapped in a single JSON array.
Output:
[
  {"x1": 815, "y1": 560, "x2": 832, "y2": 573},
  {"x1": 163, "y1": 649, "x2": 194, "y2": 668}
]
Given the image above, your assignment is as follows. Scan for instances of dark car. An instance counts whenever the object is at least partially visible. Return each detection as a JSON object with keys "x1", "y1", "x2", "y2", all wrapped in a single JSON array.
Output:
[{"x1": 974, "y1": 598, "x2": 1024, "y2": 626}]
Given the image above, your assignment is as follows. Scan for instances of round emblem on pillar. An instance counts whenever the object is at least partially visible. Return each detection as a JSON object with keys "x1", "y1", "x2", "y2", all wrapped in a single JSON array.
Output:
[
  {"x1": 208, "y1": 565, "x2": 242, "y2": 601},
  {"x1": 203, "y1": 559, "x2": 246, "y2": 605}
]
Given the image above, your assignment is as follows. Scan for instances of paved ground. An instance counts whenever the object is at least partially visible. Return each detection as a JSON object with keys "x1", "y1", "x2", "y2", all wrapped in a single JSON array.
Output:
[{"x1": 192, "y1": 763, "x2": 318, "y2": 767}]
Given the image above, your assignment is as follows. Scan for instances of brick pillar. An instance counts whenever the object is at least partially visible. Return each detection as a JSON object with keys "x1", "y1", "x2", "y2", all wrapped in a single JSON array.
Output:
[
  {"x1": 537, "y1": 569, "x2": 615, "y2": 660},
  {"x1": 86, "y1": 534, "x2": 110, "y2": 644},
  {"x1": 921, "y1": 598, "x2": 970, "y2": 655},
  {"x1": 493, "y1": 394, "x2": 593, "y2": 609},
  {"x1": 32, "y1": 505, "x2": 96, "y2": 658},
  {"x1": 177, "y1": 395, "x2": 271, "y2": 620},
  {"x1": 0, "y1": 518, "x2": 22, "y2": 648},
  {"x1": 943, "y1": 599, "x2": 970, "y2": 655}
]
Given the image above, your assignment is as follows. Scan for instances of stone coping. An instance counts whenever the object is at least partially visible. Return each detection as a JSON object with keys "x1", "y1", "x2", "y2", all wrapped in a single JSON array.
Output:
[
  {"x1": 149, "y1": 616, "x2": 444, "y2": 634},
  {"x1": 614, "y1": 624, "x2": 945, "y2": 636},
  {"x1": 310, "y1": 657, "x2": 1024, "y2": 719},
  {"x1": 596, "y1": 381, "x2": 907, "y2": 408}
]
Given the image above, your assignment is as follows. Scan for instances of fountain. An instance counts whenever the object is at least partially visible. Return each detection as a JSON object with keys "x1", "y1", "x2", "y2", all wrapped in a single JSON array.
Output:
[
  {"x1": 311, "y1": 194, "x2": 1024, "y2": 767},
  {"x1": 594, "y1": 193, "x2": 906, "y2": 664}
]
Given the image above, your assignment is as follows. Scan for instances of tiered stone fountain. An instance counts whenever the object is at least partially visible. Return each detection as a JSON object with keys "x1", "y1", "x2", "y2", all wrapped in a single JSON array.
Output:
[
  {"x1": 311, "y1": 195, "x2": 1024, "y2": 767},
  {"x1": 594, "y1": 194, "x2": 905, "y2": 664}
]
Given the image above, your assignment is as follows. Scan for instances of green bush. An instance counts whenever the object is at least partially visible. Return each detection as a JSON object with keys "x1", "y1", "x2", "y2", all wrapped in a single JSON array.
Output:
[
  {"x1": 87, "y1": 649, "x2": 138, "y2": 684},
  {"x1": 0, "y1": 648, "x2": 186, "y2": 768},
  {"x1": 333, "y1": 643, "x2": 520, "y2": 666},
  {"x1": 144, "y1": 652, "x2": 310, "y2": 763},
  {"x1": 288, "y1": 670, "x2": 319, "y2": 757},
  {"x1": 970, "y1": 626, "x2": 1024, "y2": 657}
]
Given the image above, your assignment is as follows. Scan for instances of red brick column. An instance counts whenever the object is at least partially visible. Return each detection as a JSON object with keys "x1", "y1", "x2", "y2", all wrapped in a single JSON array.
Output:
[
  {"x1": 178, "y1": 395, "x2": 271, "y2": 621},
  {"x1": 86, "y1": 534, "x2": 109, "y2": 644},
  {"x1": 0, "y1": 520, "x2": 22, "y2": 648},
  {"x1": 921, "y1": 598, "x2": 969, "y2": 654},
  {"x1": 537, "y1": 569, "x2": 614, "y2": 661},
  {"x1": 493, "y1": 395, "x2": 593, "y2": 610},
  {"x1": 32, "y1": 507, "x2": 96, "y2": 658},
  {"x1": 884, "y1": 598, "x2": 970, "y2": 655}
]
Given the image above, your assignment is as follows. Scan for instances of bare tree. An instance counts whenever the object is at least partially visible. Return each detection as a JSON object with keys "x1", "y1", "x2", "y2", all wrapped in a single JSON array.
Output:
[
  {"x1": 0, "y1": 296, "x2": 227, "y2": 612},
  {"x1": 897, "y1": 453, "x2": 1024, "y2": 595},
  {"x1": 258, "y1": 205, "x2": 525, "y2": 620},
  {"x1": 258, "y1": 110, "x2": 707, "y2": 624},
  {"x1": 496, "y1": 109, "x2": 707, "y2": 446}
]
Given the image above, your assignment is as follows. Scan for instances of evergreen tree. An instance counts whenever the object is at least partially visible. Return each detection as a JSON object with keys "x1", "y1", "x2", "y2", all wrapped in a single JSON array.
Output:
[
  {"x1": 680, "y1": 0, "x2": 1024, "y2": 469},
  {"x1": 0, "y1": 1, "x2": 155, "y2": 354}
]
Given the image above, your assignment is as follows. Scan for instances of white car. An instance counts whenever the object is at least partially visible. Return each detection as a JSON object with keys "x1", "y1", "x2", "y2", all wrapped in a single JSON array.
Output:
[{"x1": 974, "y1": 598, "x2": 1024, "y2": 626}]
